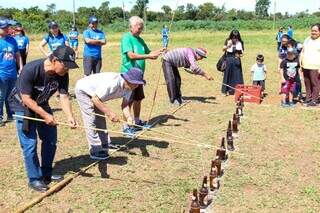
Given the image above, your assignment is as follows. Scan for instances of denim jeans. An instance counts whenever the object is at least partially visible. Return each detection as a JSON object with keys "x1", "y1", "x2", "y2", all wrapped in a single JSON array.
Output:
[
  {"x1": 162, "y1": 37, "x2": 169, "y2": 48},
  {"x1": 0, "y1": 77, "x2": 16, "y2": 121},
  {"x1": 15, "y1": 111, "x2": 57, "y2": 183}
]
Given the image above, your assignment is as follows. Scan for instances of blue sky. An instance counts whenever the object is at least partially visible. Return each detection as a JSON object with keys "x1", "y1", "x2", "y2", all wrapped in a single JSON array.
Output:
[{"x1": 1, "y1": 0, "x2": 319, "y2": 14}]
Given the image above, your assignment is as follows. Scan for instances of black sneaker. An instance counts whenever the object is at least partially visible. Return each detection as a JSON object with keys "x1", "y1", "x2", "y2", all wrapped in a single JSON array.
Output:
[
  {"x1": 303, "y1": 100, "x2": 312, "y2": 106},
  {"x1": 28, "y1": 180, "x2": 49, "y2": 192},
  {"x1": 0, "y1": 120, "x2": 4, "y2": 127},
  {"x1": 307, "y1": 101, "x2": 318, "y2": 107},
  {"x1": 43, "y1": 175, "x2": 64, "y2": 185},
  {"x1": 90, "y1": 150, "x2": 109, "y2": 160}
]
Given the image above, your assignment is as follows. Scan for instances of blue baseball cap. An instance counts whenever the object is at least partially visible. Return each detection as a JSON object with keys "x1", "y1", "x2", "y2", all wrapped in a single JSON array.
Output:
[
  {"x1": 7, "y1": 19, "x2": 17, "y2": 26},
  {"x1": 89, "y1": 16, "x2": 98, "y2": 24},
  {"x1": 48, "y1": 21, "x2": 59, "y2": 29},
  {"x1": 0, "y1": 19, "x2": 8, "y2": 29},
  {"x1": 121, "y1": 68, "x2": 146, "y2": 85}
]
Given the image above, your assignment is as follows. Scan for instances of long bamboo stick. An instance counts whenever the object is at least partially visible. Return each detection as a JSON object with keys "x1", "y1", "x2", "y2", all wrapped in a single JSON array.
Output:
[
  {"x1": 13, "y1": 101, "x2": 192, "y2": 213},
  {"x1": 12, "y1": 115, "x2": 211, "y2": 148}
]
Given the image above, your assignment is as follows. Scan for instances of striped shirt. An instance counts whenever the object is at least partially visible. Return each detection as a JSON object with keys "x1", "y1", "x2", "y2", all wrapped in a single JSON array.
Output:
[{"x1": 163, "y1": 48, "x2": 204, "y2": 75}]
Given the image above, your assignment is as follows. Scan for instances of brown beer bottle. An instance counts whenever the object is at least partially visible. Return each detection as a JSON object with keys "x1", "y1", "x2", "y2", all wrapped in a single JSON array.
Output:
[
  {"x1": 213, "y1": 157, "x2": 222, "y2": 176},
  {"x1": 199, "y1": 176, "x2": 209, "y2": 208},
  {"x1": 227, "y1": 121, "x2": 235, "y2": 151},
  {"x1": 232, "y1": 114, "x2": 239, "y2": 133},
  {"x1": 216, "y1": 138, "x2": 227, "y2": 161},
  {"x1": 209, "y1": 166, "x2": 218, "y2": 191},
  {"x1": 190, "y1": 189, "x2": 201, "y2": 213}
]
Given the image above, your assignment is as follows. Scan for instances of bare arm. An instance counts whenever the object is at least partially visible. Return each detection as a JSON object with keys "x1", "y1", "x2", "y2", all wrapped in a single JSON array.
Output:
[
  {"x1": 60, "y1": 94, "x2": 77, "y2": 127},
  {"x1": 21, "y1": 94, "x2": 56, "y2": 125},
  {"x1": 25, "y1": 43, "x2": 29, "y2": 55},
  {"x1": 15, "y1": 52, "x2": 23, "y2": 74},
  {"x1": 84, "y1": 38, "x2": 106, "y2": 46},
  {"x1": 39, "y1": 39, "x2": 51, "y2": 57},
  {"x1": 91, "y1": 95, "x2": 119, "y2": 122},
  {"x1": 127, "y1": 49, "x2": 162, "y2": 60}
]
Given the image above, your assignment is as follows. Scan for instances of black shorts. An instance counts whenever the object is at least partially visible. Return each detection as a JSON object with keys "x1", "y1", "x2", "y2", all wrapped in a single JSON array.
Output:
[
  {"x1": 83, "y1": 57, "x2": 102, "y2": 76},
  {"x1": 130, "y1": 85, "x2": 145, "y2": 102},
  {"x1": 253, "y1": 80, "x2": 265, "y2": 91}
]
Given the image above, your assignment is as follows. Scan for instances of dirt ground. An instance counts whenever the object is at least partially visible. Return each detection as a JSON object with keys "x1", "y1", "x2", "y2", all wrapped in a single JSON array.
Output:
[{"x1": 0, "y1": 30, "x2": 320, "y2": 212}]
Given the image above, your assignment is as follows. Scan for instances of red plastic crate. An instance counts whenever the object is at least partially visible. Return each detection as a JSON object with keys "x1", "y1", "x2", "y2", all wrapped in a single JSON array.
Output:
[{"x1": 234, "y1": 84, "x2": 262, "y2": 104}]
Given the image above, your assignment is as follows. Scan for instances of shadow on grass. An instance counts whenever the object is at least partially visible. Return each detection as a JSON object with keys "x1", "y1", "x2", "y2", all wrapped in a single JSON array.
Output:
[
  {"x1": 182, "y1": 96, "x2": 217, "y2": 104},
  {"x1": 148, "y1": 114, "x2": 189, "y2": 127},
  {"x1": 111, "y1": 137, "x2": 169, "y2": 158},
  {"x1": 53, "y1": 154, "x2": 128, "y2": 178}
]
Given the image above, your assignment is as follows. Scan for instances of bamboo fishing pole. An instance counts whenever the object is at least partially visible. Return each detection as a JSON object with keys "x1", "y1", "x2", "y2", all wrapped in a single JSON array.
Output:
[{"x1": 13, "y1": 114, "x2": 212, "y2": 149}]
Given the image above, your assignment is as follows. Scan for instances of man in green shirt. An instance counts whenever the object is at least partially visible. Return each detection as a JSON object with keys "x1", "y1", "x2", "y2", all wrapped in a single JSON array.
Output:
[{"x1": 120, "y1": 16, "x2": 163, "y2": 134}]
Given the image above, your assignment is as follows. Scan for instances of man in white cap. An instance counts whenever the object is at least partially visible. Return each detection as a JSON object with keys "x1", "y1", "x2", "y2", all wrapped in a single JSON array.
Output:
[{"x1": 162, "y1": 47, "x2": 213, "y2": 105}]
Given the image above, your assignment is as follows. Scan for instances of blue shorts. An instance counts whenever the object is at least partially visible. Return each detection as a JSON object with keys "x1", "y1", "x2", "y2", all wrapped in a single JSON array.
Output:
[{"x1": 69, "y1": 40, "x2": 78, "y2": 48}]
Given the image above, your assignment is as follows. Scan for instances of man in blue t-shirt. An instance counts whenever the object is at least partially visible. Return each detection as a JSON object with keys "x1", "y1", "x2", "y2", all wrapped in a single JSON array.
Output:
[
  {"x1": 83, "y1": 16, "x2": 106, "y2": 76},
  {"x1": 0, "y1": 19, "x2": 23, "y2": 126}
]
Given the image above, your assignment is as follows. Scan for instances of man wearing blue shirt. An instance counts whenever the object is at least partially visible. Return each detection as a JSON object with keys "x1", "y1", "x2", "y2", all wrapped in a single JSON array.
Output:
[
  {"x1": 83, "y1": 16, "x2": 106, "y2": 76},
  {"x1": 0, "y1": 19, "x2": 22, "y2": 126}
]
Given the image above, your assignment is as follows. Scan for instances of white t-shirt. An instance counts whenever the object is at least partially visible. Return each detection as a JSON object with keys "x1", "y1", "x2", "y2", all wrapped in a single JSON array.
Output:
[
  {"x1": 251, "y1": 63, "x2": 267, "y2": 81},
  {"x1": 225, "y1": 40, "x2": 243, "y2": 53},
  {"x1": 301, "y1": 36, "x2": 320, "y2": 70},
  {"x1": 75, "y1": 72, "x2": 132, "y2": 102}
]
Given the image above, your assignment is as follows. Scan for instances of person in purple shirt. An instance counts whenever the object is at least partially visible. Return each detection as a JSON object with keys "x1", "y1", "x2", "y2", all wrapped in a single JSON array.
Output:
[
  {"x1": 0, "y1": 19, "x2": 22, "y2": 126},
  {"x1": 162, "y1": 47, "x2": 213, "y2": 105}
]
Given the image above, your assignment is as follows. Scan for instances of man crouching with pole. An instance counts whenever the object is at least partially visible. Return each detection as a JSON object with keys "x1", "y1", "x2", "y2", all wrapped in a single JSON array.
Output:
[
  {"x1": 75, "y1": 67, "x2": 145, "y2": 160},
  {"x1": 8, "y1": 46, "x2": 79, "y2": 192}
]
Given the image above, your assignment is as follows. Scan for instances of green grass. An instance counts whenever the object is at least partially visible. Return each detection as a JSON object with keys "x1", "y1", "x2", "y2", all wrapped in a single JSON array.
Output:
[{"x1": 0, "y1": 30, "x2": 320, "y2": 212}]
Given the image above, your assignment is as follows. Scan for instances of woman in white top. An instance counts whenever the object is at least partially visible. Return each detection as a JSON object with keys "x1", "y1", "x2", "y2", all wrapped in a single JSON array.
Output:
[
  {"x1": 300, "y1": 23, "x2": 320, "y2": 107},
  {"x1": 221, "y1": 30, "x2": 244, "y2": 95}
]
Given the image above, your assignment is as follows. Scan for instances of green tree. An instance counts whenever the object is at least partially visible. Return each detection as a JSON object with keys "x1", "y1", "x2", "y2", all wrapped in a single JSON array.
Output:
[
  {"x1": 46, "y1": 3, "x2": 56, "y2": 15},
  {"x1": 109, "y1": 7, "x2": 124, "y2": 22},
  {"x1": 175, "y1": 5, "x2": 185, "y2": 21},
  {"x1": 130, "y1": 0, "x2": 149, "y2": 18},
  {"x1": 197, "y1": 2, "x2": 215, "y2": 20},
  {"x1": 161, "y1": 5, "x2": 172, "y2": 21},
  {"x1": 98, "y1": 1, "x2": 110, "y2": 24},
  {"x1": 255, "y1": 0, "x2": 270, "y2": 18},
  {"x1": 185, "y1": 3, "x2": 198, "y2": 20}
]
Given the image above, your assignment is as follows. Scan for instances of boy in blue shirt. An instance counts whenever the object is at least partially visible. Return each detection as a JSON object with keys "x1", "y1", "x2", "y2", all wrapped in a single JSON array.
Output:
[
  {"x1": 0, "y1": 19, "x2": 22, "y2": 126},
  {"x1": 83, "y1": 16, "x2": 106, "y2": 76},
  {"x1": 39, "y1": 21, "x2": 68, "y2": 57},
  {"x1": 251, "y1": 54, "x2": 267, "y2": 96},
  {"x1": 68, "y1": 25, "x2": 79, "y2": 58}
]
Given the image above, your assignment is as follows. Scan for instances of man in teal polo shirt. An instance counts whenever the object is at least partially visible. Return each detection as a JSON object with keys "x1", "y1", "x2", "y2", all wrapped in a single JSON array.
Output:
[{"x1": 120, "y1": 16, "x2": 163, "y2": 134}]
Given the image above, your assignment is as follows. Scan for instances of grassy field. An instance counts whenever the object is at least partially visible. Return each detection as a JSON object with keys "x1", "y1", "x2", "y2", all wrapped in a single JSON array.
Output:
[{"x1": 1, "y1": 30, "x2": 320, "y2": 212}]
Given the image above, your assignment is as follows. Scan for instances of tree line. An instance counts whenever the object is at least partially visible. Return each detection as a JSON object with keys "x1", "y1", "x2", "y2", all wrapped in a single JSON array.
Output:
[{"x1": 0, "y1": 0, "x2": 319, "y2": 33}]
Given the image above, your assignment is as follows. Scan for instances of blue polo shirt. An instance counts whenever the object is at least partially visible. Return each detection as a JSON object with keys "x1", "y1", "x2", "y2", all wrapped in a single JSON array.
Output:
[
  {"x1": 68, "y1": 31, "x2": 79, "y2": 41},
  {"x1": 83, "y1": 28, "x2": 106, "y2": 59},
  {"x1": 14, "y1": 35, "x2": 29, "y2": 50},
  {"x1": 43, "y1": 33, "x2": 68, "y2": 51},
  {"x1": 0, "y1": 36, "x2": 18, "y2": 80}
]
